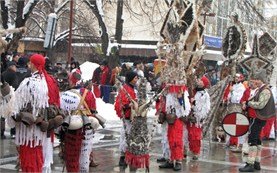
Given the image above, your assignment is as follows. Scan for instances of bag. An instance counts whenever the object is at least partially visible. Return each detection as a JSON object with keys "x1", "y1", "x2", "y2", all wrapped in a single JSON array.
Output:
[
  {"x1": 47, "y1": 105, "x2": 58, "y2": 119},
  {"x1": 20, "y1": 112, "x2": 35, "y2": 126}
]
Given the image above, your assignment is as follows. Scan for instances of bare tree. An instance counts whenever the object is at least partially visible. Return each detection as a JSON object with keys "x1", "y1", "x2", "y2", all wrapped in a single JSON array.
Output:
[
  {"x1": 84, "y1": 0, "x2": 109, "y2": 56},
  {"x1": 1, "y1": 0, "x2": 40, "y2": 51}
]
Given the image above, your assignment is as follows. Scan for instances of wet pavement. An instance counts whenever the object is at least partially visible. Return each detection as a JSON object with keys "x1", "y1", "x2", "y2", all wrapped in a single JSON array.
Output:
[{"x1": 1, "y1": 123, "x2": 277, "y2": 173}]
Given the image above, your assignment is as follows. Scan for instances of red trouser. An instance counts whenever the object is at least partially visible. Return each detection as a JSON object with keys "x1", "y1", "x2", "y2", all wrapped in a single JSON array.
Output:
[
  {"x1": 168, "y1": 119, "x2": 184, "y2": 160},
  {"x1": 187, "y1": 124, "x2": 202, "y2": 155}
]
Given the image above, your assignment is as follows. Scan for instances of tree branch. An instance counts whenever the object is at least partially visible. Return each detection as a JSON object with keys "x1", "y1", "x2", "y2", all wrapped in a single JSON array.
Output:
[
  {"x1": 1, "y1": 1, "x2": 9, "y2": 29},
  {"x1": 29, "y1": 16, "x2": 46, "y2": 34},
  {"x1": 55, "y1": 0, "x2": 70, "y2": 14},
  {"x1": 84, "y1": 0, "x2": 109, "y2": 55}
]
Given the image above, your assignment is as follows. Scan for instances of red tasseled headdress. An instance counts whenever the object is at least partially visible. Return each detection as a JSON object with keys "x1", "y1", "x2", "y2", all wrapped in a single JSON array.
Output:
[
  {"x1": 30, "y1": 54, "x2": 60, "y2": 107},
  {"x1": 167, "y1": 84, "x2": 187, "y2": 94},
  {"x1": 201, "y1": 76, "x2": 210, "y2": 89}
]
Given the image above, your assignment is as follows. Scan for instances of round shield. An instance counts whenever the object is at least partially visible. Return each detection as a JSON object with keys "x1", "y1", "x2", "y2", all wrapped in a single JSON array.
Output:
[{"x1": 222, "y1": 112, "x2": 249, "y2": 137}]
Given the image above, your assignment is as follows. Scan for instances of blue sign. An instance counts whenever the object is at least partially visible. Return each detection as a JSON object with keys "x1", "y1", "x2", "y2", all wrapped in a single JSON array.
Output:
[{"x1": 204, "y1": 35, "x2": 222, "y2": 48}]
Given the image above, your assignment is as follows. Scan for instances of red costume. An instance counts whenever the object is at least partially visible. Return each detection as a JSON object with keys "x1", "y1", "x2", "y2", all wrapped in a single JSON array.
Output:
[
  {"x1": 114, "y1": 83, "x2": 137, "y2": 119},
  {"x1": 160, "y1": 85, "x2": 189, "y2": 161}
]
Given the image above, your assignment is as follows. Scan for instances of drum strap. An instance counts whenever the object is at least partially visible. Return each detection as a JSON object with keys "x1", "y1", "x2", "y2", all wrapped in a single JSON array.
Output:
[{"x1": 71, "y1": 89, "x2": 92, "y2": 116}]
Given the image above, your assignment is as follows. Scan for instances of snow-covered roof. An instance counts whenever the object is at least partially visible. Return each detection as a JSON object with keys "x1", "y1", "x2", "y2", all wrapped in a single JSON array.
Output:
[
  {"x1": 120, "y1": 44, "x2": 157, "y2": 49},
  {"x1": 21, "y1": 37, "x2": 44, "y2": 41},
  {"x1": 72, "y1": 42, "x2": 157, "y2": 49}
]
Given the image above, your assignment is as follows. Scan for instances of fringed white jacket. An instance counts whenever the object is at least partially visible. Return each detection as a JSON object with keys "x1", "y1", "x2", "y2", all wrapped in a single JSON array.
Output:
[
  {"x1": 193, "y1": 89, "x2": 210, "y2": 127},
  {"x1": 228, "y1": 82, "x2": 246, "y2": 104},
  {"x1": 12, "y1": 71, "x2": 49, "y2": 147},
  {"x1": 165, "y1": 91, "x2": 191, "y2": 118}
]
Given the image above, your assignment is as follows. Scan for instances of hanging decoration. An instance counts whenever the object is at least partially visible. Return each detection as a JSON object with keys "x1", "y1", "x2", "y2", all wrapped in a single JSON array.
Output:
[
  {"x1": 222, "y1": 12, "x2": 247, "y2": 61},
  {"x1": 239, "y1": 33, "x2": 276, "y2": 83}
]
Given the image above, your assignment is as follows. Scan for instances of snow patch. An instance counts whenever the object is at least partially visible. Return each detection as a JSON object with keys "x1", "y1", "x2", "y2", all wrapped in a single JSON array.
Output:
[
  {"x1": 79, "y1": 61, "x2": 99, "y2": 81},
  {"x1": 96, "y1": 98, "x2": 119, "y2": 122}
]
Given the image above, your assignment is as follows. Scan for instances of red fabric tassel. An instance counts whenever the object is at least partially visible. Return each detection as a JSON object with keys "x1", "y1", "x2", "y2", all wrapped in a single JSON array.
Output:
[
  {"x1": 19, "y1": 144, "x2": 44, "y2": 172},
  {"x1": 229, "y1": 136, "x2": 238, "y2": 146},
  {"x1": 261, "y1": 117, "x2": 275, "y2": 138},
  {"x1": 43, "y1": 71, "x2": 60, "y2": 107},
  {"x1": 189, "y1": 140, "x2": 201, "y2": 155},
  {"x1": 168, "y1": 119, "x2": 184, "y2": 160},
  {"x1": 64, "y1": 129, "x2": 84, "y2": 172},
  {"x1": 125, "y1": 151, "x2": 150, "y2": 169},
  {"x1": 187, "y1": 124, "x2": 202, "y2": 155},
  {"x1": 187, "y1": 124, "x2": 202, "y2": 140},
  {"x1": 168, "y1": 85, "x2": 187, "y2": 94}
]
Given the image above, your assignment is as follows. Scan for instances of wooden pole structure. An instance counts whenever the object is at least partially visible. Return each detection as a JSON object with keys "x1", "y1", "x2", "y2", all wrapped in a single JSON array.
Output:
[{"x1": 67, "y1": 0, "x2": 74, "y2": 67}]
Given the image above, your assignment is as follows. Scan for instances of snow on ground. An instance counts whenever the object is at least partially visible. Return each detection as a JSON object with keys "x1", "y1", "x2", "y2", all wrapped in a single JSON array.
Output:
[
  {"x1": 96, "y1": 98, "x2": 120, "y2": 125},
  {"x1": 96, "y1": 96, "x2": 157, "y2": 129},
  {"x1": 80, "y1": 61, "x2": 99, "y2": 81}
]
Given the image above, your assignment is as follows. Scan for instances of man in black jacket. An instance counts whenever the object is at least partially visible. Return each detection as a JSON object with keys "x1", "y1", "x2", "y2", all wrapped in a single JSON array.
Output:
[
  {"x1": 16, "y1": 57, "x2": 31, "y2": 84},
  {"x1": 2, "y1": 61, "x2": 19, "y2": 89}
]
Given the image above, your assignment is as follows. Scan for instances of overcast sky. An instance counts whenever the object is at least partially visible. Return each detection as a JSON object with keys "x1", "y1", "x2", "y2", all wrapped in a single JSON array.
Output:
[{"x1": 264, "y1": 0, "x2": 277, "y2": 18}]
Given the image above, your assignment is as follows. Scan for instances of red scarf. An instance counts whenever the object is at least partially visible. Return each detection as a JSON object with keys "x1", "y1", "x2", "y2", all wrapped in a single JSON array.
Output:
[{"x1": 30, "y1": 54, "x2": 60, "y2": 107}]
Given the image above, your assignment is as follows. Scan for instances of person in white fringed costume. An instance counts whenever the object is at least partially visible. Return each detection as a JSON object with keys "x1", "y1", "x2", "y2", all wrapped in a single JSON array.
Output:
[
  {"x1": 187, "y1": 76, "x2": 211, "y2": 160},
  {"x1": 9, "y1": 54, "x2": 61, "y2": 173}
]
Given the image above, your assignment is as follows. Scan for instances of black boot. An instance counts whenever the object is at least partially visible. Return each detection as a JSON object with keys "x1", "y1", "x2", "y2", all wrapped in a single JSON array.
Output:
[
  {"x1": 157, "y1": 157, "x2": 167, "y2": 162},
  {"x1": 254, "y1": 161, "x2": 261, "y2": 170},
  {"x1": 159, "y1": 161, "x2": 174, "y2": 169},
  {"x1": 173, "y1": 162, "x2": 182, "y2": 171},
  {"x1": 119, "y1": 156, "x2": 127, "y2": 167},
  {"x1": 239, "y1": 163, "x2": 254, "y2": 172}
]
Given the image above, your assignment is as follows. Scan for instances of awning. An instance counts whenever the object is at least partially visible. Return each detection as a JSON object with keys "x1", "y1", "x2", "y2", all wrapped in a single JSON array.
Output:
[
  {"x1": 203, "y1": 50, "x2": 226, "y2": 61},
  {"x1": 119, "y1": 44, "x2": 157, "y2": 57}
]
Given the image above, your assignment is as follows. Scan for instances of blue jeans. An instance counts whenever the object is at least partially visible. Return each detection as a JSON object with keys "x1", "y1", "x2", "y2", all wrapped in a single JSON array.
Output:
[{"x1": 100, "y1": 85, "x2": 111, "y2": 103}]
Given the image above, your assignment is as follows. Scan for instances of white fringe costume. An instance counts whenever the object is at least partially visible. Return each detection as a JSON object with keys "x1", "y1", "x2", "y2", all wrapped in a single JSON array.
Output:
[
  {"x1": 119, "y1": 120, "x2": 132, "y2": 153},
  {"x1": 13, "y1": 72, "x2": 49, "y2": 147},
  {"x1": 0, "y1": 85, "x2": 15, "y2": 118},
  {"x1": 12, "y1": 72, "x2": 54, "y2": 172}
]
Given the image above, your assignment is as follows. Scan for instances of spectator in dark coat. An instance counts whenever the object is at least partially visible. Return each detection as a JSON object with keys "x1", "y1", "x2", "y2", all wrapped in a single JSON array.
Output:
[
  {"x1": 2, "y1": 61, "x2": 19, "y2": 89},
  {"x1": 16, "y1": 57, "x2": 31, "y2": 84},
  {"x1": 1, "y1": 52, "x2": 8, "y2": 73}
]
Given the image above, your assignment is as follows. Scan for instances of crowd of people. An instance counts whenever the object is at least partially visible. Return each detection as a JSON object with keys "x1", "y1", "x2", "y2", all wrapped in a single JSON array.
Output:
[{"x1": 0, "y1": 52, "x2": 276, "y2": 173}]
